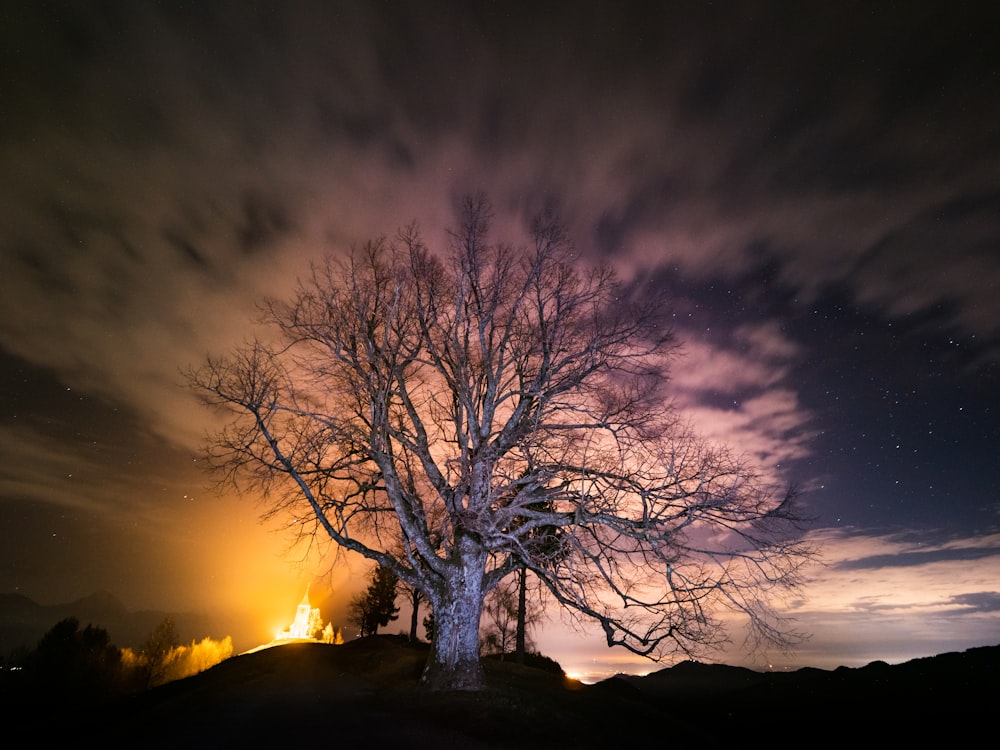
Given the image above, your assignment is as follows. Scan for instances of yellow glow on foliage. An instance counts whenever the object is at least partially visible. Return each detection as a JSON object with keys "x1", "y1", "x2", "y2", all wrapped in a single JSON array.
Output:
[{"x1": 120, "y1": 635, "x2": 234, "y2": 687}]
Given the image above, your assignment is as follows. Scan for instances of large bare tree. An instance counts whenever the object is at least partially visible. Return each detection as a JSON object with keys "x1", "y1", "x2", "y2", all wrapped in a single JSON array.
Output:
[{"x1": 189, "y1": 193, "x2": 813, "y2": 691}]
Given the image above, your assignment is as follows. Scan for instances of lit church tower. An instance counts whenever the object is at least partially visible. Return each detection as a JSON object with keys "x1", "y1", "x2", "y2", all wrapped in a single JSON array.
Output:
[
  {"x1": 288, "y1": 585, "x2": 313, "y2": 638},
  {"x1": 248, "y1": 584, "x2": 333, "y2": 653}
]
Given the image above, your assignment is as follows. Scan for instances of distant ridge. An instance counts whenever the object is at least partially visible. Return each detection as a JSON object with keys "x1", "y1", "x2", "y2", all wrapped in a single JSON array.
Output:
[
  {"x1": 595, "y1": 643, "x2": 998, "y2": 738},
  {"x1": 0, "y1": 591, "x2": 220, "y2": 657},
  {"x1": 617, "y1": 643, "x2": 999, "y2": 685}
]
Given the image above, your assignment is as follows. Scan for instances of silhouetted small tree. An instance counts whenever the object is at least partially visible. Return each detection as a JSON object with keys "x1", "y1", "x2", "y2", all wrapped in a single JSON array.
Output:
[
  {"x1": 509, "y1": 495, "x2": 566, "y2": 663},
  {"x1": 482, "y1": 577, "x2": 541, "y2": 658},
  {"x1": 28, "y1": 617, "x2": 125, "y2": 702},
  {"x1": 139, "y1": 617, "x2": 180, "y2": 688},
  {"x1": 322, "y1": 623, "x2": 344, "y2": 644},
  {"x1": 401, "y1": 583, "x2": 425, "y2": 643},
  {"x1": 348, "y1": 566, "x2": 401, "y2": 636}
]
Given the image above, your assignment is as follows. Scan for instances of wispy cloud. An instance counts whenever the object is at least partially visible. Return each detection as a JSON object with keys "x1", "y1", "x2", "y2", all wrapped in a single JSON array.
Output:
[
  {"x1": 835, "y1": 543, "x2": 1000, "y2": 571},
  {"x1": 667, "y1": 321, "x2": 816, "y2": 476},
  {"x1": 946, "y1": 591, "x2": 1000, "y2": 614},
  {"x1": 764, "y1": 527, "x2": 1000, "y2": 667}
]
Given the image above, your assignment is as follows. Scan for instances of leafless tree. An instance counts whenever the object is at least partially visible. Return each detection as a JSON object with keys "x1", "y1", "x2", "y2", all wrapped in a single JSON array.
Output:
[
  {"x1": 482, "y1": 575, "x2": 542, "y2": 658},
  {"x1": 141, "y1": 617, "x2": 179, "y2": 689},
  {"x1": 189, "y1": 193, "x2": 813, "y2": 691},
  {"x1": 401, "y1": 581, "x2": 425, "y2": 643}
]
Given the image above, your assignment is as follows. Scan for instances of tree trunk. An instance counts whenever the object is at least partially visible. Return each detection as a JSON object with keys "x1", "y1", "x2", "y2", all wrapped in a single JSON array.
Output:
[
  {"x1": 419, "y1": 540, "x2": 486, "y2": 691},
  {"x1": 515, "y1": 566, "x2": 527, "y2": 664},
  {"x1": 409, "y1": 589, "x2": 420, "y2": 643}
]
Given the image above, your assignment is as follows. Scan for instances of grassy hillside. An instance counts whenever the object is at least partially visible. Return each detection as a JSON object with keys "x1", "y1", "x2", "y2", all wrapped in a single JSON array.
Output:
[{"x1": 91, "y1": 636, "x2": 690, "y2": 748}]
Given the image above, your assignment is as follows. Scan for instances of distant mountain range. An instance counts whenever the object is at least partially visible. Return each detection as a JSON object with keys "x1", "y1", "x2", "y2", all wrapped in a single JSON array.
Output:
[
  {"x1": 595, "y1": 643, "x2": 997, "y2": 737},
  {"x1": 0, "y1": 591, "x2": 220, "y2": 658}
]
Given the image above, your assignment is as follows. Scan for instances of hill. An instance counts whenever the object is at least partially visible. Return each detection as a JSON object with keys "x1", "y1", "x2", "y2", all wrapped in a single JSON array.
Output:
[
  {"x1": 23, "y1": 636, "x2": 996, "y2": 748},
  {"x1": 73, "y1": 636, "x2": 693, "y2": 748}
]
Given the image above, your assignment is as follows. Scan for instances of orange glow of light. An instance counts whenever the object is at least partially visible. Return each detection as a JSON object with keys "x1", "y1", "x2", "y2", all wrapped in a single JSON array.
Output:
[{"x1": 164, "y1": 487, "x2": 364, "y2": 652}]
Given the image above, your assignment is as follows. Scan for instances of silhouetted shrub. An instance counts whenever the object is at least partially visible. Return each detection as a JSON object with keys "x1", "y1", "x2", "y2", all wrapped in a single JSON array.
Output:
[
  {"x1": 25, "y1": 617, "x2": 126, "y2": 702},
  {"x1": 483, "y1": 650, "x2": 565, "y2": 676},
  {"x1": 521, "y1": 651, "x2": 565, "y2": 676},
  {"x1": 121, "y1": 632, "x2": 234, "y2": 688}
]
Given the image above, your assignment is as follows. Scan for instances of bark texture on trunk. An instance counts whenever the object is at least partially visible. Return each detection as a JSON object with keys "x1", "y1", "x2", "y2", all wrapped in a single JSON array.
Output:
[{"x1": 419, "y1": 541, "x2": 486, "y2": 691}]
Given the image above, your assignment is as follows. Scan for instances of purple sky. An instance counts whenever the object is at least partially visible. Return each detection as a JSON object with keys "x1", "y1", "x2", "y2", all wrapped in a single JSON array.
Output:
[{"x1": 1, "y1": 1, "x2": 998, "y2": 678}]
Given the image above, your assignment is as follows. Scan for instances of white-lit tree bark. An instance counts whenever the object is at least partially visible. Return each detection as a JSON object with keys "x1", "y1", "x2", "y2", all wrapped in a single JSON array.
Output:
[{"x1": 189, "y1": 193, "x2": 813, "y2": 691}]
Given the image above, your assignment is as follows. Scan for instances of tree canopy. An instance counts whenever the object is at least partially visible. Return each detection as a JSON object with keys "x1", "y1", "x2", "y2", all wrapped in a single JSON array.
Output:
[{"x1": 190, "y1": 193, "x2": 813, "y2": 690}]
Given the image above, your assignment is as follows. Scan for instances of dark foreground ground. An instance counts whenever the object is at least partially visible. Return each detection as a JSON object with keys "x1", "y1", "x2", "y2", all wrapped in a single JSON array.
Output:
[{"x1": 7, "y1": 637, "x2": 997, "y2": 748}]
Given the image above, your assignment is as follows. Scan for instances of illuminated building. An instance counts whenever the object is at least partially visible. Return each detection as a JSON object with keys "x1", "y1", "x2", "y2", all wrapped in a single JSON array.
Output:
[{"x1": 276, "y1": 586, "x2": 320, "y2": 641}]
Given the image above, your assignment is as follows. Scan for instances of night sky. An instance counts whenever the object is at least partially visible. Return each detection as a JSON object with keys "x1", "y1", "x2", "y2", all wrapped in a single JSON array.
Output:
[{"x1": 2, "y1": 1, "x2": 998, "y2": 679}]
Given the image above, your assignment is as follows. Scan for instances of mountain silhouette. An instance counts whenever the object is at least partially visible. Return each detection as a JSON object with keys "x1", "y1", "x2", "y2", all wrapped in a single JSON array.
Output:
[
  {"x1": 598, "y1": 644, "x2": 996, "y2": 740},
  {"x1": 0, "y1": 591, "x2": 220, "y2": 658}
]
